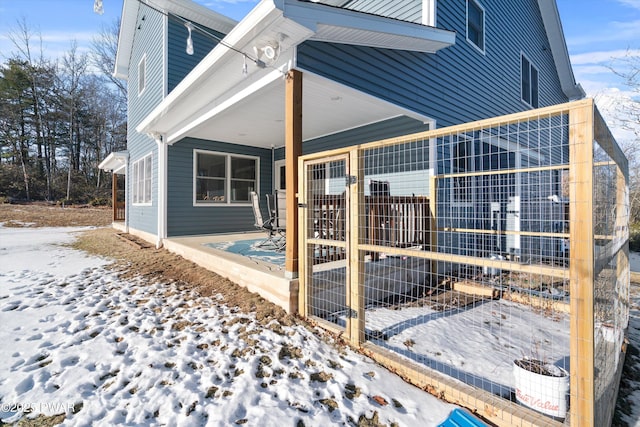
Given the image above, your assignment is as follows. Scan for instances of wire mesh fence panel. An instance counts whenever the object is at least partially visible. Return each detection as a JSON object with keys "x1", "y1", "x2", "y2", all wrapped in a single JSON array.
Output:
[
  {"x1": 592, "y1": 119, "x2": 629, "y2": 426},
  {"x1": 304, "y1": 158, "x2": 349, "y2": 327},
  {"x1": 360, "y1": 115, "x2": 575, "y2": 415},
  {"x1": 298, "y1": 100, "x2": 629, "y2": 426}
]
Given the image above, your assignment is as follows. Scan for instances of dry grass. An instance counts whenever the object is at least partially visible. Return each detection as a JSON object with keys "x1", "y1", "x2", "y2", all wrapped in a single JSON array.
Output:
[{"x1": 0, "y1": 203, "x2": 112, "y2": 228}]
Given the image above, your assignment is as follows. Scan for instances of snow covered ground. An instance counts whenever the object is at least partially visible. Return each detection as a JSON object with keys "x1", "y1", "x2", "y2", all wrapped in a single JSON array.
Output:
[
  {"x1": 0, "y1": 226, "x2": 456, "y2": 426},
  {"x1": 364, "y1": 299, "x2": 570, "y2": 399}
]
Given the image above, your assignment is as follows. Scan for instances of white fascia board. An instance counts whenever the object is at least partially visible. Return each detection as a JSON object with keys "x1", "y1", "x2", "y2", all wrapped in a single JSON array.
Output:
[
  {"x1": 114, "y1": 0, "x2": 139, "y2": 79},
  {"x1": 281, "y1": 0, "x2": 455, "y2": 52},
  {"x1": 138, "y1": 0, "x2": 454, "y2": 137},
  {"x1": 99, "y1": 151, "x2": 129, "y2": 174},
  {"x1": 537, "y1": 0, "x2": 585, "y2": 100}
]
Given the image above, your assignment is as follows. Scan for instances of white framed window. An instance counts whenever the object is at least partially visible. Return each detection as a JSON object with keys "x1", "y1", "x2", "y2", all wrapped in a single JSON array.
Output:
[
  {"x1": 132, "y1": 153, "x2": 152, "y2": 205},
  {"x1": 521, "y1": 53, "x2": 539, "y2": 108},
  {"x1": 466, "y1": 0, "x2": 485, "y2": 53},
  {"x1": 138, "y1": 54, "x2": 146, "y2": 96},
  {"x1": 194, "y1": 150, "x2": 259, "y2": 205}
]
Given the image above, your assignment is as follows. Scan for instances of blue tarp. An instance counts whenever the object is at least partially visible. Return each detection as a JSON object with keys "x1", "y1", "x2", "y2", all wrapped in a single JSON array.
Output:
[{"x1": 437, "y1": 408, "x2": 487, "y2": 427}]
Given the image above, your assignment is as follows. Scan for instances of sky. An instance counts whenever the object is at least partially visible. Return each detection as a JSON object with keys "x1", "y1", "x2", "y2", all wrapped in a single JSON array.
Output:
[{"x1": 0, "y1": 0, "x2": 638, "y2": 142}]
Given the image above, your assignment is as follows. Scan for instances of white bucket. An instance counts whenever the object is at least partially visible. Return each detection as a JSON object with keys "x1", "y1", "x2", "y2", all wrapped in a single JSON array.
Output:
[{"x1": 513, "y1": 359, "x2": 569, "y2": 419}]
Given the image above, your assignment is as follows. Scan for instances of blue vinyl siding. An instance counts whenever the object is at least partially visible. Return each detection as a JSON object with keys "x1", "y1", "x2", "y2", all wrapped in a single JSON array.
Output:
[
  {"x1": 126, "y1": 4, "x2": 164, "y2": 236},
  {"x1": 167, "y1": 15, "x2": 223, "y2": 93},
  {"x1": 297, "y1": 0, "x2": 567, "y2": 128},
  {"x1": 166, "y1": 138, "x2": 272, "y2": 236}
]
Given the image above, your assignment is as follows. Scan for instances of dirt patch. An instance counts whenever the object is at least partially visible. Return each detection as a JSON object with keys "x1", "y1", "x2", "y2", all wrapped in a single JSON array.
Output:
[
  {"x1": 70, "y1": 228, "x2": 293, "y2": 326},
  {"x1": 0, "y1": 203, "x2": 111, "y2": 228}
]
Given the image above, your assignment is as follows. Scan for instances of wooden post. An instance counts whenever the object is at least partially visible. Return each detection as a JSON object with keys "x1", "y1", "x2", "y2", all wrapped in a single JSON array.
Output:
[
  {"x1": 569, "y1": 100, "x2": 595, "y2": 426},
  {"x1": 348, "y1": 149, "x2": 365, "y2": 346},
  {"x1": 285, "y1": 69, "x2": 302, "y2": 277},
  {"x1": 112, "y1": 173, "x2": 118, "y2": 222}
]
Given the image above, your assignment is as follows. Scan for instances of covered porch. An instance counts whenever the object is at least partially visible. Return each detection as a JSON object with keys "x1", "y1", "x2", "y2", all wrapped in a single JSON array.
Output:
[
  {"x1": 162, "y1": 232, "x2": 299, "y2": 312},
  {"x1": 135, "y1": 0, "x2": 454, "y2": 279}
]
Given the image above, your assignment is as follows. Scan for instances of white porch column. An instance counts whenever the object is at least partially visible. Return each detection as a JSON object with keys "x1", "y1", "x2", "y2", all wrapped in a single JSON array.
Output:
[{"x1": 152, "y1": 133, "x2": 168, "y2": 249}]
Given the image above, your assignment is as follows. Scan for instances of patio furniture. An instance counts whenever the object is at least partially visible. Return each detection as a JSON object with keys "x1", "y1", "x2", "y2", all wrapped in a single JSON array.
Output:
[
  {"x1": 266, "y1": 193, "x2": 276, "y2": 221},
  {"x1": 274, "y1": 189, "x2": 287, "y2": 238},
  {"x1": 250, "y1": 191, "x2": 283, "y2": 249}
]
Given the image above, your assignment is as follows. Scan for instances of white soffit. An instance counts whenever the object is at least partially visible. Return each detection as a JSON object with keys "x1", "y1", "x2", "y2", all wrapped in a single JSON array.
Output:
[
  {"x1": 99, "y1": 152, "x2": 128, "y2": 174},
  {"x1": 313, "y1": 24, "x2": 453, "y2": 52},
  {"x1": 183, "y1": 72, "x2": 431, "y2": 148},
  {"x1": 282, "y1": 0, "x2": 455, "y2": 53}
]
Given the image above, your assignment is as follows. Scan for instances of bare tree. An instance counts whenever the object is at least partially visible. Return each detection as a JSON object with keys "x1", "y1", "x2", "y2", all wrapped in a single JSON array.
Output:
[
  {"x1": 91, "y1": 19, "x2": 127, "y2": 103},
  {"x1": 59, "y1": 41, "x2": 88, "y2": 200}
]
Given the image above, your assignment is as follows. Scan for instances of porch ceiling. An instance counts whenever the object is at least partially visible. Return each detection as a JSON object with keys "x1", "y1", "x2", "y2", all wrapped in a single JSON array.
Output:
[{"x1": 179, "y1": 71, "x2": 431, "y2": 148}]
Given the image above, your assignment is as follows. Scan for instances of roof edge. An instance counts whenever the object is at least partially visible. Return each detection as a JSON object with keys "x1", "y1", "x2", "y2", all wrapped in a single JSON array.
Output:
[
  {"x1": 537, "y1": 0, "x2": 586, "y2": 100},
  {"x1": 99, "y1": 151, "x2": 129, "y2": 174}
]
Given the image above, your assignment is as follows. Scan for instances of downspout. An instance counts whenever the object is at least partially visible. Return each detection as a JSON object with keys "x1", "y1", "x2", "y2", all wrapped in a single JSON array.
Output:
[{"x1": 152, "y1": 133, "x2": 168, "y2": 249}]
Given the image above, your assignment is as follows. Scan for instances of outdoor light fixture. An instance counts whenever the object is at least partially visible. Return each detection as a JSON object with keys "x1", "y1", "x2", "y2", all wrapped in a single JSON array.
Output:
[
  {"x1": 253, "y1": 41, "x2": 280, "y2": 65},
  {"x1": 185, "y1": 22, "x2": 194, "y2": 55},
  {"x1": 242, "y1": 55, "x2": 248, "y2": 76},
  {"x1": 93, "y1": 0, "x2": 104, "y2": 15}
]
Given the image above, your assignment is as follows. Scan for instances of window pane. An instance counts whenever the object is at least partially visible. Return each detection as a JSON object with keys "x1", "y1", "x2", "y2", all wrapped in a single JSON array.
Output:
[
  {"x1": 144, "y1": 156, "x2": 152, "y2": 203},
  {"x1": 231, "y1": 180, "x2": 255, "y2": 202},
  {"x1": 467, "y1": 1, "x2": 484, "y2": 49},
  {"x1": 531, "y1": 66, "x2": 539, "y2": 108},
  {"x1": 132, "y1": 162, "x2": 139, "y2": 204},
  {"x1": 231, "y1": 157, "x2": 256, "y2": 180},
  {"x1": 197, "y1": 153, "x2": 225, "y2": 178},
  {"x1": 196, "y1": 178, "x2": 225, "y2": 202},
  {"x1": 521, "y1": 56, "x2": 531, "y2": 104},
  {"x1": 469, "y1": 2, "x2": 482, "y2": 26},
  {"x1": 137, "y1": 166, "x2": 144, "y2": 204}
]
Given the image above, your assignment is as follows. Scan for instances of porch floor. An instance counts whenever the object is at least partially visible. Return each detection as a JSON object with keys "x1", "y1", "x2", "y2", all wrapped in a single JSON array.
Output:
[{"x1": 163, "y1": 232, "x2": 298, "y2": 313}]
